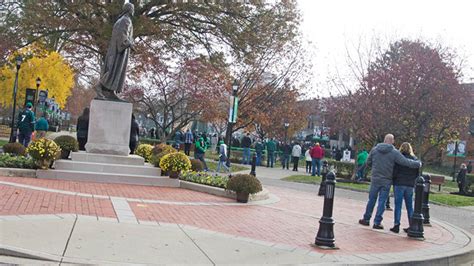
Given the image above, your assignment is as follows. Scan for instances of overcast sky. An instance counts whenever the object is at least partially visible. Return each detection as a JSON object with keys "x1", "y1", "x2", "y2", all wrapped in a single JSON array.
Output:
[{"x1": 298, "y1": 0, "x2": 474, "y2": 97}]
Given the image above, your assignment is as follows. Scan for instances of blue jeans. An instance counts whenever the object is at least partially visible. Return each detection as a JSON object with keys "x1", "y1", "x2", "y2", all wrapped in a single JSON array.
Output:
[
  {"x1": 311, "y1": 158, "x2": 321, "y2": 176},
  {"x1": 256, "y1": 152, "x2": 262, "y2": 166},
  {"x1": 356, "y1": 164, "x2": 366, "y2": 180},
  {"x1": 216, "y1": 158, "x2": 230, "y2": 173},
  {"x1": 363, "y1": 182, "x2": 391, "y2": 225},
  {"x1": 267, "y1": 152, "x2": 274, "y2": 167},
  {"x1": 242, "y1": 148, "x2": 251, "y2": 165},
  {"x1": 394, "y1": 185, "x2": 414, "y2": 226},
  {"x1": 18, "y1": 132, "x2": 32, "y2": 147},
  {"x1": 281, "y1": 154, "x2": 290, "y2": 169}
]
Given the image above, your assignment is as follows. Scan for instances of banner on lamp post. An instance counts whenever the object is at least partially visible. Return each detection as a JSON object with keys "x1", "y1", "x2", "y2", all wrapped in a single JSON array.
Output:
[{"x1": 228, "y1": 96, "x2": 239, "y2": 123}]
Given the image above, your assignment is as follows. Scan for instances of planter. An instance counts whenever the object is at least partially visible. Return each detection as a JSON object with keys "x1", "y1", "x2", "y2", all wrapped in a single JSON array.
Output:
[
  {"x1": 35, "y1": 159, "x2": 51, "y2": 170},
  {"x1": 60, "y1": 150, "x2": 71, "y2": 159},
  {"x1": 236, "y1": 192, "x2": 250, "y2": 203},
  {"x1": 169, "y1": 170, "x2": 180, "y2": 179}
]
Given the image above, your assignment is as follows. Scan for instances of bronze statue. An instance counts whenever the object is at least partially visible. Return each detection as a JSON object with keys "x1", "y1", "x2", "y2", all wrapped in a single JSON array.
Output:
[{"x1": 95, "y1": 3, "x2": 134, "y2": 101}]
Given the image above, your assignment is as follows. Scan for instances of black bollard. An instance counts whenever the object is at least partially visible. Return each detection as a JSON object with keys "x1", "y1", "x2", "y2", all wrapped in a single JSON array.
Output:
[
  {"x1": 408, "y1": 176, "x2": 425, "y2": 239},
  {"x1": 250, "y1": 153, "x2": 257, "y2": 176},
  {"x1": 318, "y1": 160, "x2": 329, "y2": 196},
  {"x1": 315, "y1": 171, "x2": 336, "y2": 248},
  {"x1": 422, "y1": 174, "x2": 431, "y2": 225}
]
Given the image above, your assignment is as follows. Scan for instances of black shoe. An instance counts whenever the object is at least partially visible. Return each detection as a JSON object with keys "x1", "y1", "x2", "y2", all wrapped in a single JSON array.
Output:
[
  {"x1": 390, "y1": 225, "x2": 400, "y2": 233},
  {"x1": 358, "y1": 219, "x2": 370, "y2": 226},
  {"x1": 403, "y1": 227, "x2": 409, "y2": 233},
  {"x1": 385, "y1": 207, "x2": 393, "y2": 211},
  {"x1": 373, "y1": 224, "x2": 384, "y2": 230}
]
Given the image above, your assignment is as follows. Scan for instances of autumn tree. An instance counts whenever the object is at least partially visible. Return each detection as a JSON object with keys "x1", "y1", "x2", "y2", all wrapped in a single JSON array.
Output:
[
  {"x1": 123, "y1": 56, "x2": 229, "y2": 141},
  {"x1": 327, "y1": 39, "x2": 470, "y2": 160},
  {"x1": 0, "y1": 45, "x2": 75, "y2": 108}
]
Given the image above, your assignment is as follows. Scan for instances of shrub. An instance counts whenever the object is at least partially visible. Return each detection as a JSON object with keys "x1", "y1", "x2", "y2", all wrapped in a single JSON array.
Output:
[
  {"x1": 151, "y1": 144, "x2": 177, "y2": 167},
  {"x1": 159, "y1": 152, "x2": 191, "y2": 172},
  {"x1": 326, "y1": 159, "x2": 355, "y2": 178},
  {"x1": 226, "y1": 174, "x2": 262, "y2": 194},
  {"x1": 3, "y1": 142, "x2": 26, "y2": 156},
  {"x1": 465, "y1": 174, "x2": 474, "y2": 194},
  {"x1": 0, "y1": 153, "x2": 36, "y2": 169},
  {"x1": 135, "y1": 144, "x2": 153, "y2": 162},
  {"x1": 26, "y1": 138, "x2": 61, "y2": 169},
  {"x1": 190, "y1": 159, "x2": 204, "y2": 172},
  {"x1": 54, "y1": 135, "x2": 79, "y2": 152},
  {"x1": 180, "y1": 171, "x2": 228, "y2": 188}
]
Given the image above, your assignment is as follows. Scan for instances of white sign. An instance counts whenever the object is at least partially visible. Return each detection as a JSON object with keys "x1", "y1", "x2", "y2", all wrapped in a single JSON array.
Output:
[{"x1": 341, "y1": 150, "x2": 351, "y2": 162}]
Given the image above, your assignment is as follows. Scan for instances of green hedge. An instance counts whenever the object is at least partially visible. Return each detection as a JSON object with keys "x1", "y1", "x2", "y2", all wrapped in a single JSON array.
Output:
[
  {"x1": 325, "y1": 159, "x2": 356, "y2": 179},
  {"x1": 0, "y1": 154, "x2": 36, "y2": 169},
  {"x1": 466, "y1": 174, "x2": 474, "y2": 193},
  {"x1": 180, "y1": 171, "x2": 229, "y2": 188}
]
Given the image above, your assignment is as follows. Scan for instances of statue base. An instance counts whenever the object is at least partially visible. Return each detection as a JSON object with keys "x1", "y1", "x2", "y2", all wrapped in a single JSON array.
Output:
[{"x1": 85, "y1": 99, "x2": 132, "y2": 156}]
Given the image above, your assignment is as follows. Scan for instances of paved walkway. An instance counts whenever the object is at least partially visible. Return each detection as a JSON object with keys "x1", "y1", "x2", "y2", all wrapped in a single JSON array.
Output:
[{"x1": 0, "y1": 175, "x2": 472, "y2": 264}]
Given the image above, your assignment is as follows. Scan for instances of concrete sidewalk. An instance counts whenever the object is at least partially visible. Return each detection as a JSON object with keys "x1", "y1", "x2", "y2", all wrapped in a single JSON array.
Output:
[{"x1": 1, "y1": 214, "x2": 473, "y2": 265}]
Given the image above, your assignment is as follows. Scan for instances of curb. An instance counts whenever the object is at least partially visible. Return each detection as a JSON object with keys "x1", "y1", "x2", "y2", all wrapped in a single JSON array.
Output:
[
  {"x1": 180, "y1": 180, "x2": 270, "y2": 202},
  {"x1": 0, "y1": 168, "x2": 36, "y2": 178}
]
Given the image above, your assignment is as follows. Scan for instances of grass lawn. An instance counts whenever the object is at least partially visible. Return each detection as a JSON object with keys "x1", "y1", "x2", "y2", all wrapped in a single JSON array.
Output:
[
  {"x1": 0, "y1": 139, "x2": 7, "y2": 148},
  {"x1": 205, "y1": 161, "x2": 248, "y2": 173},
  {"x1": 282, "y1": 175, "x2": 474, "y2": 207}
]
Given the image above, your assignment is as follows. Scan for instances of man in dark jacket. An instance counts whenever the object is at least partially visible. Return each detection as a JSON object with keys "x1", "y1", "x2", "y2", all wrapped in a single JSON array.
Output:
[
  {"x1": 241, "y1": 133, "x2": 252, "y2": 165},
  {"x1": 255, "y1": 139, "x2": 264, "y2": 166},
  {"x1": 359, "y1": 134, "x2": 421, "y2": 230},
  {"x1": 17, "y1": 103, "x2": 36, "y2": 147},
  {"x1": 76, "y1": 107, "x2": 89, "y2": 151},
  {"x1": 281, "y1": 142, "x2": 292, "y2": 170},
  {"x1": 129, "y1": 114, "x2": 139, "y2": 154},
  {"x1": 266, "y1": 138, "x2": 276, "y2": 168}
]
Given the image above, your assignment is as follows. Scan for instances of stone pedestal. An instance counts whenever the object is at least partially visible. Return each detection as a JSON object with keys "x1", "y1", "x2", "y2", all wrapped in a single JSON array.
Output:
[{"x1": 85, "y1": 100, "x2": 132, "y2": 156}]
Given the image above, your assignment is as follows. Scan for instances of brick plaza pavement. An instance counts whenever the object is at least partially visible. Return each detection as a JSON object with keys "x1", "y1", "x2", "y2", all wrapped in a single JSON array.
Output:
[{"x1": 0, "y1": 175, "x2": 472, "y2": 264}]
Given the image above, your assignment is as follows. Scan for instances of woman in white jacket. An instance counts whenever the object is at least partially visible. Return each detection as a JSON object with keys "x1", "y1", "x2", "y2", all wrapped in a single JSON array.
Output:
[
  {"x1": 305, "y1": 146, "x2": 312, "y2": 173},
  {"x1": 291, "y1": 142, "x2": 302, "y2": 171}
]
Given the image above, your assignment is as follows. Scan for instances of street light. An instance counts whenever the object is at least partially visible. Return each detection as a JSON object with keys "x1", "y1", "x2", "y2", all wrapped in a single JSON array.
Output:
[
  {"x1": 284, "y1": 122, "x2": 289, "y2": 143},
  {"x1": 225, "y1": 79, "x2": 239, "y2": 167},
  {"x1": 9, "y1": 55, "x2": 23, "y2": 143},
  {"x1": 34, "y1": 77, "x2": 41, "y2": 117}
]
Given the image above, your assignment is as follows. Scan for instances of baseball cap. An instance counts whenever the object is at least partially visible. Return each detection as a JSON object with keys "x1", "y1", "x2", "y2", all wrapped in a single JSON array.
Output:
[{"x1": 26, "y1": 102, "x2": 32, "y2": 108}]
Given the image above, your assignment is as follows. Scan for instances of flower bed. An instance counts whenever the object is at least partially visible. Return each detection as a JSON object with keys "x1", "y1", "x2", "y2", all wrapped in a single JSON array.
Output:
[
  {"x1": 0, "y1": 153, "x2": 36, "y2": 169},
  {"x1": 180, "y1": 171, "x2": 229, "y2": 189}
]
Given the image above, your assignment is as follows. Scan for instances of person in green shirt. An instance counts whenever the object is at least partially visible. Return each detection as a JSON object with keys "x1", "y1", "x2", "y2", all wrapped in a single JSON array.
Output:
[
  {"x1": 266, "y1": 138, "x2": 276, "y2": 168},
  {"x1": 194, "y1": 136, "x2": 209, "y2": 171},
  {"x1": 35, "y1": 113, "x2": 49, "y2": 139},
  {"x1": 17, "y1": 102, "x2": 36, "y2": 147},
  {"x1": 356, "y1": 148, "x2": 369, "y2": 181}
]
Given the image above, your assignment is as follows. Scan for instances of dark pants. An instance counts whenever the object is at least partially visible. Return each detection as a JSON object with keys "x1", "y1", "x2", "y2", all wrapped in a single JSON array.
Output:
[
  {"x1": 184, "y1": 143, "x2": 192, "y2": 156},
  {"x1": 18, "y1": 132, "x2": 32, "y2": 147},
  {"x1": 130, "y1": 141, "x2": 137, "y2": 155},
  {"x1": 281, "y1": 154, "x2": 290, "y2": 169},
  {"x1": 267, "y1": 152, "x2": 274, "y2": 168},
  {"x1": 306, "y1": 161, "x2": 312, "y2": 173},
  {"x1": 196, "y1": 152, "x2": 208, "y2": 171},
  {"x1": 292, "y1": 156, "x2": 299, "y2": 171},
  {"x1": 78, "y1": 138, "x2": 87, "y2": 151}
]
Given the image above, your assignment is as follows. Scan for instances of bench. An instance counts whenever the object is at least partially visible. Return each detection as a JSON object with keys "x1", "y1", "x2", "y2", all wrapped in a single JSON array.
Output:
[
  {"x1": 430, "y1": 175, "x2": 445, "y2": 191},
  {"x1": 0, "y1": 125, "x2": 10, "y2": 138}
]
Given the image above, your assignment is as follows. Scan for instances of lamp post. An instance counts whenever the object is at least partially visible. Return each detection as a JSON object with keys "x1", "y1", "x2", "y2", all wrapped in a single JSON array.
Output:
[
  {"x1": 34, "y1": 77, "x2": 41, "y2": 117},
  {"x1": 284, "y1": 122, "x2": 289, "y2": 143},
  {"x1": 225, "y1": 79, "x2": 239, "y2": 168},
  {"x1": 452, "y1": 140, "x2": 459, "y2": 181},
  {"x1": 9, "y1": 55, "x2": 23, "y2": 143}
]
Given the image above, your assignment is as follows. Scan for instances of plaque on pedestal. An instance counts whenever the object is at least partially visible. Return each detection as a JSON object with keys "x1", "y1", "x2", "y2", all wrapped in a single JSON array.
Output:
[{"x1": 85, "y1": 99, "x2": 132, "y2": 156}]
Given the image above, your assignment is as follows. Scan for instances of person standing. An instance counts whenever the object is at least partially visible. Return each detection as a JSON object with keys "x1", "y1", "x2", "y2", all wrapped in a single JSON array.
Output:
[
  {"x1": 358, "y1": 134, "x2": 421, "y2": 230},
  {"x1": 255, "y1": 139, "x2": 264, "y2": 166},
  {"x1": 281, "y1": 142, "x2": 292, "y2": 170},
  {"x1": 216, "y1": 140, "x2": 230, "y2": 173},
  {"x1": 17, "y1": 102, "x2": 36, "y2": 147},
  {"x1": 184, "y1": 129, "x2": 193, "y2": 156},
  {"x1": 291, "y1": 142, "x2": 302, "y2": 171},
  {"x1": 266, "y1": 138, "x2": 276, "y2": 168},
  {"x1": 241, "y1": 133, "x2": 252, "y2": 165},
  {"x1": 467, "y1": 161, "x2": 472, "y2": 174},
  {"x1": 457, "y1": 163, "x2": 468, "y2": 195},
  {"x1": 76, "y1": 107, "x2": 90, "y2": 151},
  {"x1": 310, "y1": 143, "x2": 324, "y2": 176},
  {"x1": 35, "y1": 113, "x2": 49, "y2": 139},
  {"x1": 356, "y1": 149, "x2": 369, "y2": 181},
  {"x1": 129, "y1": 114, "x2": 139, "y2": 154},
  {"x1": 305, "y1": 145, "x2": 312, "y2": 173},
  {"x1": 390, "y1": 142, "x2": 419, "y2": 233},
  {"x1": 195, "y1": 136, "x2": 209, "y2": 171}
]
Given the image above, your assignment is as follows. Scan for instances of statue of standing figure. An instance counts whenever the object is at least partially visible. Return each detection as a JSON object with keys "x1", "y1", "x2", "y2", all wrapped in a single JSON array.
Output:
[{"x1": 95, "y1": 3, "x2": 134, "y2": 101}]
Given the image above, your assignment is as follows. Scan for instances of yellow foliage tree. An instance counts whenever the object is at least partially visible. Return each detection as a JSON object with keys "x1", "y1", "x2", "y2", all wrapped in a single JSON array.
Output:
[{"x1": 0, "y1": 45, "x2": 75, "y2": 109}]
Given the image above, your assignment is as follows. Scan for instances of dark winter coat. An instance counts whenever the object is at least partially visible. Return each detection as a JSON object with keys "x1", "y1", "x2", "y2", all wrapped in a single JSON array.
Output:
[
  {"x1": 241, "y1": 136, "x2": 252, "y2": 148},
  {"x1": 392, "y1": 153, "x2": 419, "y2": 187}
]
